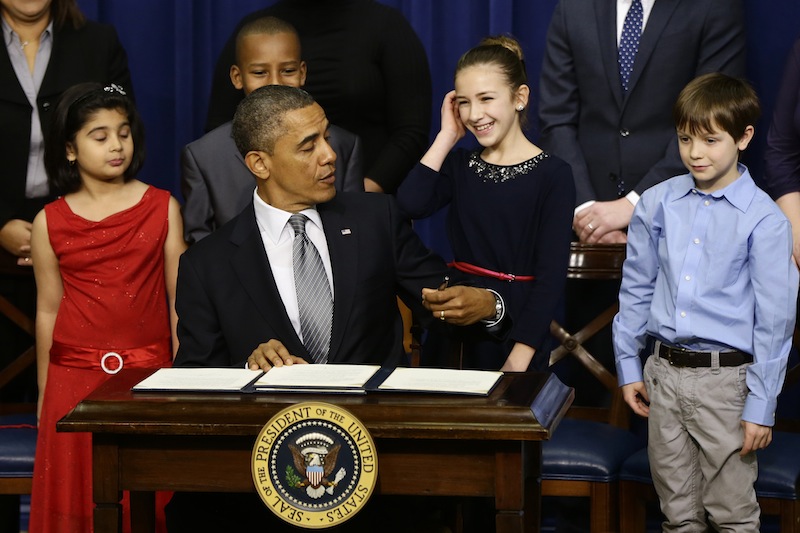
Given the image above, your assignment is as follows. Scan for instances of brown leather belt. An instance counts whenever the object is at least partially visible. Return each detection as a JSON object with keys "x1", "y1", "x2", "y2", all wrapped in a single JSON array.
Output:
[{"x1": 657, "y1": 343, "x2": 753, "y2": 368}]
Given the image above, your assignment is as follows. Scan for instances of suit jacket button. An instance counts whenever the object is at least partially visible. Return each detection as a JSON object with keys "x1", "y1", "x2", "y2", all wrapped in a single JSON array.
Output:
[
  {"x1": 620, "y1": 128, "x2": 630, "y2": 137},
  {"x1": 42, "y1": 102, "x2": 51, "y2": 111}
]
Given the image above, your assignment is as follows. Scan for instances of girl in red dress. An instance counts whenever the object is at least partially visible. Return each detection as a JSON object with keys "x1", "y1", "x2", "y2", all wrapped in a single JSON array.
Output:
[{"x1": 29, "y1": 82, "x2": 186, "y2": 532}]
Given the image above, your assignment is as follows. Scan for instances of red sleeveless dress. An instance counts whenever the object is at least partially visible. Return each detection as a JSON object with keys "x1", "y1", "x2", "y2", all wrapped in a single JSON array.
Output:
[{"x1": 30, "y1": 186, "x2": 173, "y2": 533}]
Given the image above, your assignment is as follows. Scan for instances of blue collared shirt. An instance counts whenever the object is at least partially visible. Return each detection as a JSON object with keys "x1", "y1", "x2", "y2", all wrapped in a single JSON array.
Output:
[{"x1": 613, "y1": 165, "x2": 799, "y2": 426}]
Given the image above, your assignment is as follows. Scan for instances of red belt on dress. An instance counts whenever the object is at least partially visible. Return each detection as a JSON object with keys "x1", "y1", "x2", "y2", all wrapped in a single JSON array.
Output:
[
  {"x1": 449, "y1": 261, "x2": 535, "y2": 282},
  {"x1": 49, "y1": 340, "x2": 171, "y2": 374}
]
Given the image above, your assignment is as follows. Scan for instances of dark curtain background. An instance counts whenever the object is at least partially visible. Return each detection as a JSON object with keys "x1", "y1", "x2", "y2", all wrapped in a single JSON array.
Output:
[{"x1": 75, "y1": 0, "x2": 800, "y2": 253}]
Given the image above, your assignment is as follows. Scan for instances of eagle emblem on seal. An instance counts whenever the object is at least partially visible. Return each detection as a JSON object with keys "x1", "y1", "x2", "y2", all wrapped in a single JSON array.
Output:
[{"x1": 287, "y1": 432, "x2": 347, "y2": 499}]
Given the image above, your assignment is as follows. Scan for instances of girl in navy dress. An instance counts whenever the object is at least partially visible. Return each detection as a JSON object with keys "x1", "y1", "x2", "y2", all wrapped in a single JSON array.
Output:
[{"x1": 397, "y1": 36, "x2": 575, "y2": 371}]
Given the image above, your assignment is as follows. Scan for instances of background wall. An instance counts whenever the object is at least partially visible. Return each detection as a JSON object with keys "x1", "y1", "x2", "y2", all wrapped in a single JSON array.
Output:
[{"x1": 74, "y1": 0, "x2": 800, "y2": 209}]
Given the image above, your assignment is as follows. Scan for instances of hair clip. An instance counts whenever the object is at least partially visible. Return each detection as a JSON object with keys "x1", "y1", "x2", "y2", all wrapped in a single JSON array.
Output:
[{"x1": 103, "y1": 84, "x2": 127, "y2": 96}]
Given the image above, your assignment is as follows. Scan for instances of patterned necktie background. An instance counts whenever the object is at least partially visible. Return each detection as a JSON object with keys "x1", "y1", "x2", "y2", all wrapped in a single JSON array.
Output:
[{"x1": 288, "y1": 214, "x2": 332, "y2": 364}]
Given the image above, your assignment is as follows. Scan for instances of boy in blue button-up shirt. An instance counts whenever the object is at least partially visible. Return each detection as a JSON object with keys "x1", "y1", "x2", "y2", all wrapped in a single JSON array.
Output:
[{"x1": 613, "y1": 72, "x2": 799, "y2": 530}]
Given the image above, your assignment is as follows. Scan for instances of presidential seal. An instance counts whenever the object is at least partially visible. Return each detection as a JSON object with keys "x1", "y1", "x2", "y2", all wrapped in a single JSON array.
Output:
[{"x1": 251, "y1": 402, "x2": 378, "y2": 529}]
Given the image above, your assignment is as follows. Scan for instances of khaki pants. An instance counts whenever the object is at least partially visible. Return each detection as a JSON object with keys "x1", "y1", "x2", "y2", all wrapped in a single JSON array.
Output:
[{"x1": 643, "y1": 347, "x2": 759, "y2": 532}]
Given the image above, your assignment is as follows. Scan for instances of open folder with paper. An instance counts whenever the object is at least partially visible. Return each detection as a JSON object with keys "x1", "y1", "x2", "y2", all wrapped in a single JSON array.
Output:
[{"x1": 131, "y1": 365, "x2": 504, "y2": 396}]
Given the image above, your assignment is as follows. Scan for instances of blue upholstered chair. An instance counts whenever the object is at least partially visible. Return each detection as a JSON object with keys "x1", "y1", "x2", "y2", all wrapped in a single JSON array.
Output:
[
  {"x1": 0, "y1": 413, "x2": 37, "y2": 532},
  {"x1": 543, "y1": 243, "x2": 645, "y2": 532},
  {"x1": 618, "y1": 432, "x2": 800, "y2": 532}
]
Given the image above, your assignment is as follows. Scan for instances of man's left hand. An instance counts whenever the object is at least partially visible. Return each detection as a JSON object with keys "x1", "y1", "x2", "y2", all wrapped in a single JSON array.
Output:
[
  {"x1": 247, "y1": 339, "x2": 309, "y2": 371},
  {"x1": 422, "y1": 285, "x2": 496, "y2": 325},
  {"x1": 574, "y1": 198, "x2": 634, "y2": 243}
]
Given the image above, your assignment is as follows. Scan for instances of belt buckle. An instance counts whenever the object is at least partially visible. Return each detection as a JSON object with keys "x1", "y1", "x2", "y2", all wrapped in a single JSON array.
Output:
[
  {"x1": 667, "y1": 346, "x2": 688, "y2": 366},
  {"x1": 101, "y1": 352, "x2": 123, "y2": 374}
]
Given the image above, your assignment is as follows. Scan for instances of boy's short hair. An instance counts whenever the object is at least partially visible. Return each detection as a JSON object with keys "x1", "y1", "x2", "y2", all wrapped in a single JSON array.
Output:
[
  {"x1": 673, "y1": 72, "x2": 761, "y2": 141},
  {"x1": 234, "y1": 16, "x2": 299, "y2": 65}
]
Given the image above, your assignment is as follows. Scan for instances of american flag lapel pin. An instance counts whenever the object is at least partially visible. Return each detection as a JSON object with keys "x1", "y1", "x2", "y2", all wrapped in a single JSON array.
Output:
[{"x1": 341, "y1": 228, "x2": 352, "y2": 235}]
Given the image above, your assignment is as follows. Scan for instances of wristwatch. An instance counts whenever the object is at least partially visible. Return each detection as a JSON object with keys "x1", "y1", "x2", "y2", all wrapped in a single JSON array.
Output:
[{"x1": 482, "y1": 289, "x2": 505, "y2": 326}]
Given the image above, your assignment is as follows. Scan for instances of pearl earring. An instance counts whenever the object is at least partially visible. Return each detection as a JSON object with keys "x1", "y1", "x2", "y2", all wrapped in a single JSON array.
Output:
[{"x1": 516, "y1": 105, "x2": 524, "y2": 111}]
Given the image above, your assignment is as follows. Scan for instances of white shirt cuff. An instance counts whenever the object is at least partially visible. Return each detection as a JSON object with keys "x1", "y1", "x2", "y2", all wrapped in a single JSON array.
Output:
[{"x1": 574, "y1": 200, "x2": 595, "y2": 217}]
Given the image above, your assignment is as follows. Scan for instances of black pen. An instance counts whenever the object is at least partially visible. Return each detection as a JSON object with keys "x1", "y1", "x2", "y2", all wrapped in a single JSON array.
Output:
[{"x1": 437, "y1": 276, "x2": 450, "y2": 291}]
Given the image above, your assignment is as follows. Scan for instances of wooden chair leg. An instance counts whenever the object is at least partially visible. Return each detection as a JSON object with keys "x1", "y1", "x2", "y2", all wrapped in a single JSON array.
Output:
[
  {"x1": 619, "y1": 480, "x2": 647, "y2": 533},
  {"x1": 779, "y1": 499, "x2": 800, "y2": 533},
  {"x1": 589, "y1": 481, "x2": 618, "y2": 533}
]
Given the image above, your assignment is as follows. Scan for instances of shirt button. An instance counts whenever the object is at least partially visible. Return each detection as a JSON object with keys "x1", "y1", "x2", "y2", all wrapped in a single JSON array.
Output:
[
  {"x1": 620, "y1": 128, "x2": 630, "y2": 137},
  {"x1": 680, "y1": 311, "x2": 687, "y2": 318},
  {"x1": 685, "y1": 275, "x2": 691, "y2": 281},
  {"x1": 704, "y1": 200, "x2": 710, "y2": 206},
  {"x1": 693, "y1": 238, "x2": 700, "y2": 244}
]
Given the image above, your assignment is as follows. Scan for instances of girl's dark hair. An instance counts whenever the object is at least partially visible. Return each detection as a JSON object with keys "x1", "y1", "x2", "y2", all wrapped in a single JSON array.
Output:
[
  {"x1": 45, "y1": 82, "x2": 145, "y2": 194},
  {"x1": 455, "y1": 35, "x2": 529, "y2": 128}
]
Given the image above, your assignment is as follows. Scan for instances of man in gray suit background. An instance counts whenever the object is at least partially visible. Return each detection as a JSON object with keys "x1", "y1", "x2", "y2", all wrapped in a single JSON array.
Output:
[
  {"x1": 539, "y1": 0, "x2": 746, "y2": 244},
  {"x1": 181, "y1": 16, "x2": 363, "y2": 244}
]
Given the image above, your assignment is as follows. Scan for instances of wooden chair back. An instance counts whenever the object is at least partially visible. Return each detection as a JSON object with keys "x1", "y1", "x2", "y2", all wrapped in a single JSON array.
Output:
[
  {"x1": 0, "y1": 254, "x2": 36, "y2": 414},
  {"x1": 549, "y1": 242, "x2": 628, "y2": 428}
]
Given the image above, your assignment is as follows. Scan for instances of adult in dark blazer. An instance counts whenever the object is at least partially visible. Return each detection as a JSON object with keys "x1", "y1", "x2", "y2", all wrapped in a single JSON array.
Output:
[
  {"x1": 538, "y1": 0, "x2": 745, "y2": 244},
  {"x1": 180, "y1": 16, "x2": 364, "y2": 244},
  {"x1": 168, "y1": 85, "x2": 505, "y2": 531},
  {"x1": 181, "y1": 121, "x2": 363, "y2": 244}
]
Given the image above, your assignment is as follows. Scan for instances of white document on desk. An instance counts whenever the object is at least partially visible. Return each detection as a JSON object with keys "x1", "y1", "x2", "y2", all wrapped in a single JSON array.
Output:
[
  {"x1": 377, "y1": 367, "x2": 503, "y2": 395},
  {"x1": 131, "y1": 368, "x2": 263, "y2": 392},
  {"x1": 253, "y1": 364, "x2": 381, "y2": 390}
]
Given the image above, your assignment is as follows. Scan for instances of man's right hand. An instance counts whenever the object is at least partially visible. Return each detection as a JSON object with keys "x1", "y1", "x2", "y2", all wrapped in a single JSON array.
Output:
[
  {"x1": 574, "y1": 198, "x2": 633, "y2": 243},
  {"x1": 247, "y1": 339, "x2": 308, "y2": 371},
  {"x1": 621, "y1": 381, "x2": 650, "y2": 418}
]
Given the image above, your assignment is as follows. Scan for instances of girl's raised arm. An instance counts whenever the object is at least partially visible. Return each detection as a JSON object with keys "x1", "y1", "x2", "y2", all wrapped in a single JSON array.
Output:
[
  {"x1": 30, "y1": 210, "x2": 63, "y2": 420},
  {"x1": 420, "y1": 90, "x2": 466, "y2": 172},
  {"x1": 163, "y1": 196, "x2": 187, "y2": 359}
]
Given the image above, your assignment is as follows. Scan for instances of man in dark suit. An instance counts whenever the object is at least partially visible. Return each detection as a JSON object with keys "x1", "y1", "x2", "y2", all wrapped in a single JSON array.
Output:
[
  {"x1": 168, "y1": 84, "x2": 505, "y2": 531},
  {"x1": 538, "y1": 0, "x2": 746, "y2": 244},
  {"x1": 180, "y1": 16, "x2": 363, "y2": 244},
  {"x1": 174, "y1": 84, "x2": 504, "y2": 372}
]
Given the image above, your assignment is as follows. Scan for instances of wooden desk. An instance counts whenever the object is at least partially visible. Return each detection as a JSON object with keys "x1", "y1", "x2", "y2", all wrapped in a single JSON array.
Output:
[{"x1": 58, "y1": 368, "x2": 573, "y2": 533}]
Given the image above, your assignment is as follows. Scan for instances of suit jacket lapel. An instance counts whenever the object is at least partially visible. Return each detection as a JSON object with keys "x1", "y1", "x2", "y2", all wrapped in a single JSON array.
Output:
[
  {"x1": 624, "y1": 0, "x2": 680, "y2": 99},
  {"x1": 595, "y1": 0, "x2": 624, "y2": 108},
  {"x1": 319, "y1": 199, "x2": 358, "y2": 363},
  {"x1": 229, "y1": 203, "x2": 308, "y2": 358},
  {"x1": 0, "y1": 40, "x2": 29, "y2": 106}
]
